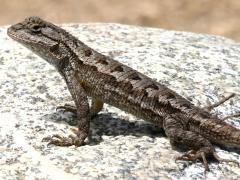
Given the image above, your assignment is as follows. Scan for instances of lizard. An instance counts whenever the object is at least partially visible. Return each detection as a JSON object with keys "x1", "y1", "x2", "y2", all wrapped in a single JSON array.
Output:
[{"x1": 7, "y1": 16, "x2": 240, "y2": 172}]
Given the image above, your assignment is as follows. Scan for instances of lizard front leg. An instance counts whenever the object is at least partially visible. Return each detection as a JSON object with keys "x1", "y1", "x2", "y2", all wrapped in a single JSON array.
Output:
[
  {"x1": 163, "y1": 115, "x2": 216, "y2": 172},
  {"x1": 90, "y1": 99, "x2": 104, "y2": 118},
  {"x1": 43, "y1": 77, "x2": 91, "y2": 147}
]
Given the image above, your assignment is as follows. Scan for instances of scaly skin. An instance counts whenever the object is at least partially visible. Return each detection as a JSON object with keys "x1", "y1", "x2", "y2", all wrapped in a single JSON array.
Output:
[{"x1": 7, "y1": 16, "x2": 240, "y2": 172}]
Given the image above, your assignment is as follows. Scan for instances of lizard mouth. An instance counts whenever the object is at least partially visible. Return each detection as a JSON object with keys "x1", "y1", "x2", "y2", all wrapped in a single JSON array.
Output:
[
  {"x1": 8, "y1": 24, "x2": 36, "y2": 45},
  {"x1": 7, "y1": 24, "x2": 20, "y2": 40},
  {"x1": 8, "y1": 23, "x2": 58, "y2": 51}
]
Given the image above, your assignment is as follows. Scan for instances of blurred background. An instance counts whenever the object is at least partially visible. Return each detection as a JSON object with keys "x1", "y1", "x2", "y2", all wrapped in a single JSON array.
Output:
[{"x1": 1, "y1": 0, "x2": 240, "y2": 41}]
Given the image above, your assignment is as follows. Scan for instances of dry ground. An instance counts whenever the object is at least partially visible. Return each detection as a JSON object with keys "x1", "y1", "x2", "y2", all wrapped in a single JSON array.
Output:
[{"x1": 0, "y1": 0, "x2": 240, "y2": 41}]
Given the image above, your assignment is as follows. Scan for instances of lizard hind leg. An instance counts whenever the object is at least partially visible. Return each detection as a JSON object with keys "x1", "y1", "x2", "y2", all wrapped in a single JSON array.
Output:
[
  {"x1": 164, "y1": 116, "x2": 239, "y2": 173},
  {"x1": 163, "y1": 116, "x2": 216, "y2": 172}
]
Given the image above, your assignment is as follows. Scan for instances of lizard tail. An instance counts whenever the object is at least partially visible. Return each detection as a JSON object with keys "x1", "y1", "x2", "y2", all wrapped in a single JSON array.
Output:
[{"x1": 200, "y1": 118, "x2": 240, "y2": 149}]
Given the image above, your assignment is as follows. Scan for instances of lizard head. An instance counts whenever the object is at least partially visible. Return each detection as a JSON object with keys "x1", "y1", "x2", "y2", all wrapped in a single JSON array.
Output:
[{"x1": 7, "y1": 16, "x2": 71, "y2": 70}]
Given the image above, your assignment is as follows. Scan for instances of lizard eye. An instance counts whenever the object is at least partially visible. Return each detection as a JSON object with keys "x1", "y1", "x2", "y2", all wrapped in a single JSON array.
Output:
[{"x1": 30, "y1": 24, "x2": 41, "y2": 33}]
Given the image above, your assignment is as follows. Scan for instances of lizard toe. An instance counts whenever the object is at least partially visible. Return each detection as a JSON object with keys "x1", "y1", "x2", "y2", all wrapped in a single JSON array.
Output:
[
  {"x1": 213, "y1": 152, "x2": 240, "y2": 167},
  {"x1": 56, "y1": 104, "x2": 77, "y2": 114},
  {"x1": 42, "y1": 134, "x2": 85, "y2": 147}
]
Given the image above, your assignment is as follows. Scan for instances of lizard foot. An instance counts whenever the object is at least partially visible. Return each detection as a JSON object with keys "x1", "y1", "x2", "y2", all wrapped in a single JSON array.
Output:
[
  {"x1": 42, "y1": 130, "x2": 86, "y2": 147},
  {"x1": 56, "y1": 104, "x2": 77, "y2": 114},
  {"x1": 176, "y1": 148, "x2": 213, "y2": 173},
  {"x1": 204, "y1": 93, "x2": 235, "y2": 112},
  {"x1": 176, "y1": 148, "x2": 239, "y2": 173}
]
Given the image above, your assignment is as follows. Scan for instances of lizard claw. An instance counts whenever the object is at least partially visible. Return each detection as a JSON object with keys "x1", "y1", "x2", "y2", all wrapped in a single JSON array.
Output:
[{"x1": 42, "y1": 133, "x2": 85, "y2": 147}]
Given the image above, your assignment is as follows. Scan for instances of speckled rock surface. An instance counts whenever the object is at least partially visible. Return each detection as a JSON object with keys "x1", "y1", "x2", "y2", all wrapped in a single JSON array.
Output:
[{"x1": 0, "y1": 23, "x2": 240, "y2": 180}]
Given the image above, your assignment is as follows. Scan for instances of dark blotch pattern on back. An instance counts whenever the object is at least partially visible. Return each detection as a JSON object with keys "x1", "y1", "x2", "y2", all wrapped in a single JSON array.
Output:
[
  {"x1": 96, "y1": 57, "x2": 108, "y2": 65},
  {"x1": 130, "y1": 73, "x2": 142, "y2": 80},
  {"x1": 112, "y1": 65, "x2": 124, "y2": 72}
]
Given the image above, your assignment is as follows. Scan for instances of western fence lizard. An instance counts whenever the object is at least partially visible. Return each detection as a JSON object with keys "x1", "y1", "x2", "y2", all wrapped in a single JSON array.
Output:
[{"x1": 7, "y1": 16, "x2": 240, "y2": 172}]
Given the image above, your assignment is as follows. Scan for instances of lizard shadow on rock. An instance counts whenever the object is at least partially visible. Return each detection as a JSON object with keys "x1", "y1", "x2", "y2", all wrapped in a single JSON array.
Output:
[
  {"x1": 42, "y1": 111, "x2": 240, "y2": 154},
  {"x1": 41, "y1": 111, "x2": 165, "y2": 145},
  {"x1": 90, "y1": 114, "x2": 240, "y2": 155}
]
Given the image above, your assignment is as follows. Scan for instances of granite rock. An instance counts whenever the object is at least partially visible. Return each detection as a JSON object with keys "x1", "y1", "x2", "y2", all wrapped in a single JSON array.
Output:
[{"x1": 0, "y1": 23, "x2": 240, "y2": 180}]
